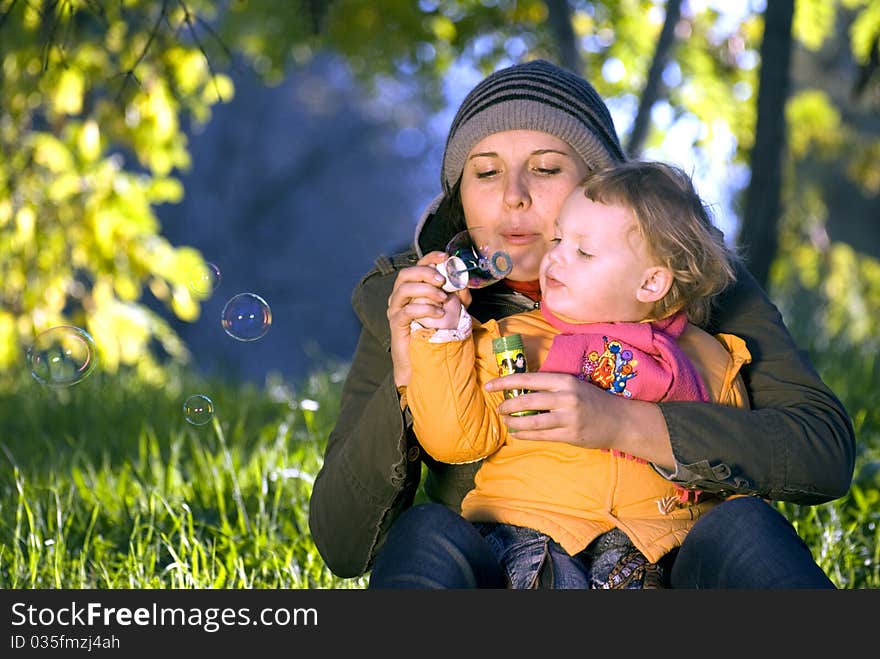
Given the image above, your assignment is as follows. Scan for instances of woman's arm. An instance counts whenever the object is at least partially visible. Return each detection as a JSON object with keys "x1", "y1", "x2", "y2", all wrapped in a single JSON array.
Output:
[
  {"x1": 308, "y1": 265, "x2": 422, "y2": 579},
  {"x1": 655, "y1": 262, "x2": 855, "y2": 503}
]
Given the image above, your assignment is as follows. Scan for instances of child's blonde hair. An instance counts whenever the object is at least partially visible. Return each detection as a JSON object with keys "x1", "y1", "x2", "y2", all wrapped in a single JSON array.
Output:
[{"x1": 580, "y1": 161, "x2": 737, "y2": 327}]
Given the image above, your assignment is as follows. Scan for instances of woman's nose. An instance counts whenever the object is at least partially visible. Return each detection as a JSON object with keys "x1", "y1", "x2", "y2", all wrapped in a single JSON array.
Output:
[{"x1": 503, "y1": 171, "x2": 530, "y2": 210}]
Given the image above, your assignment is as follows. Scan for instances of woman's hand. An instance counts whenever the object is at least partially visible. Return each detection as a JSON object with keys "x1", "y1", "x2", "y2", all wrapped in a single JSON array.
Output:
[
  {"x1": 387, "y1": 252, "x2": 471, "y2": 386},
  {"x1": 484, "y1": 371, "x2": 675, "y2": 468}
]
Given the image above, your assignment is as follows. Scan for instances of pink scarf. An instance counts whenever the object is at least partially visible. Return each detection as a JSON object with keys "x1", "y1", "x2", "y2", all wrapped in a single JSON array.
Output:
[{"x1": 538, "y1": 307, "x2": 708, "y2": 403}]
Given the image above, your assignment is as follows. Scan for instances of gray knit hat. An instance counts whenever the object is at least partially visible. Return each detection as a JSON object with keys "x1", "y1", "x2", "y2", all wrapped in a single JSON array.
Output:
[{"x1": 441, "y1": 59, "x2": 626, "y2": 193}]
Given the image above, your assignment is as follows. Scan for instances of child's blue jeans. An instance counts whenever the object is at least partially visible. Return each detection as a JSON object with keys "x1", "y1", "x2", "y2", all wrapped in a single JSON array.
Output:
[{"x1": 474, "y1": 522, "x2": 663, "y2": 588}]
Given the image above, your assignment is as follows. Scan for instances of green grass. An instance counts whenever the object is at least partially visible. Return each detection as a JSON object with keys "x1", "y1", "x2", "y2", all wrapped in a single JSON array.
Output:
[
  {"x1": 0, "y1": 365, "x2": 366, "y2": 589},
  {"x1": 771, "y1": 342, "x2": 880, "y2": 589},
  {"x1": 0, "y1": 337, "x2": 877, "y2": 589}
]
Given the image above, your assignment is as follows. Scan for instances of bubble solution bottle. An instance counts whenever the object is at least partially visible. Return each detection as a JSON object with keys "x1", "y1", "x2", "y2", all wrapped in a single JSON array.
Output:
[{"x1": 492, "y1": 334, "x2": 538, "y2": 417}]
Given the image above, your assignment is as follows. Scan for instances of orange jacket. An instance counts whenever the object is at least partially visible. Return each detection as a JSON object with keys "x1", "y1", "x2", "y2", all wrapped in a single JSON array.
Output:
[{"x1": 409, "y1": 308, "x2": 751, "y2": 563}]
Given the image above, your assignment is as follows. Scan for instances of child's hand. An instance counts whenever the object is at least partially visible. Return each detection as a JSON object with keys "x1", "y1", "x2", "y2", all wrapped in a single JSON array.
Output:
[{"x1": 411, "y1": 291, "x2": 462, "y2": 330}]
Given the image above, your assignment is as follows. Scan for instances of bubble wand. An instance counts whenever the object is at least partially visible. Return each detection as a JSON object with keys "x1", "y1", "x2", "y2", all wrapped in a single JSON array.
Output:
[{"x1": 435, "y1": 229, "x2": 513, "y2": 292}]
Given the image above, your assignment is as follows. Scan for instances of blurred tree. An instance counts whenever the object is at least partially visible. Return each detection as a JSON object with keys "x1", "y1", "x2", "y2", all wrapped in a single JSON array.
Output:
[
  {"x1": 771, "y1": 1, "x2": 880, "y2": 356},
  {"x1": 546, "y1": 0, "x2": 581, "y2": 72},
  {"x1": 739, "y1": 0, "x2": 795, "y2": 287}
]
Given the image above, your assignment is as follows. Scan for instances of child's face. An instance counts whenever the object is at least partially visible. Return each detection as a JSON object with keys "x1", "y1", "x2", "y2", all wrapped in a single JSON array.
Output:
[{"x1": 539, "y1": 190, "x2": 661, "y2": 324}]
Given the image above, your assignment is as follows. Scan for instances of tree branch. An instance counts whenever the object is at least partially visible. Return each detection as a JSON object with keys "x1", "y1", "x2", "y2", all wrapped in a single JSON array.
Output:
[
  {"x1": 625, "y1": 0, "x2": 682, "y2": 157},
  {"x1": 545, "y1": 0, "x2": 581, "y2": 73},
  {"x1": 0, "y1": 0, "x2": 21, "y2": 34},
  {"x1": 176, "y1": 0, "x2": 225, "y2": 102},
  {"x1": 115, "y1": 0, "x2": 169, "y2": 100}
]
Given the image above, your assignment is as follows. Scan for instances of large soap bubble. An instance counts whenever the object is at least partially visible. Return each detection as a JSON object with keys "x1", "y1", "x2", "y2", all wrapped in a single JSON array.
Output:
[
  {"x1": 435, "y1": 228, "x2": 513, "y2": 292},
  {"x1": 221, "y1": 292, "x2": 272, "y2": 341},
  {"x1": 27, "y1": 325, "x2": 98, "y2": 387}
]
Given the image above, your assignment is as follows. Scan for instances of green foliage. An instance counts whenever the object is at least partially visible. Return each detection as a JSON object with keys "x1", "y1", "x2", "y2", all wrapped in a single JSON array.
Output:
[
  {"x1": 786, "y1": 90, "x2": 844, "y2": 160},
  {"x1": 773, "y1": 110, "x2": 880, "y2": 357},
  {"x1": 768, "y1": 132, "x2": 880, "y2": 589},
  {"x1": 794, "y1": 0, "x2": 839, "y2": 51}
]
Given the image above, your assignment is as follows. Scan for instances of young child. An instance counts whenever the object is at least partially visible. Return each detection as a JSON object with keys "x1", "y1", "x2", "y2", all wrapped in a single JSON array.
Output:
[{"x1": 405, "y1": 160, "x2": 753, "y2": 588}]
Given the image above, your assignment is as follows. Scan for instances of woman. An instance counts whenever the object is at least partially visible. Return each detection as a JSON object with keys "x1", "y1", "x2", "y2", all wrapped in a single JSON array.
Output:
[{"x1": 308, "y1": 59, "x2": 854, "y2": 588}]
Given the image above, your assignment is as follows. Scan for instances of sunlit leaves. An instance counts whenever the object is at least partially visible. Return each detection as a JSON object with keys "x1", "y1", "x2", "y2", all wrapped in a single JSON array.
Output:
[
  {"x1": 51, "y1": 68, "x2": 86, "y2": 116},
  {"x1": 0, "y1": 0, "x2": 228, "y2": 382},
  {"x1": 76, "y1": 120, "x2": 102, "y2": 162},
  {"x1": 786, "y1": 89, "x2": 844, "y2": 159},
  {"x1": 794, "y1": 0, "x2": 839, "y2": 51},
  {"x1": 0, "y1": 311, "x2": 16, "y2": 366},
  {"x1": 823, "y1": 244, "x2": 877, "y2": 344},
  {"x1": 848, "y1": 140, "x2": 880, "y2": 193},
  {"x1": 849, "y1": 0, "x2": 880, "y2": 63},
  {"x1": 773, "y1": 179, "x2": 880, "y2": 356},
  {"x1": 32, "y1": 134, "x2": 75, "y2": 173},
  {"x1": 429, "y1": 14, "x2": 458, "y2": 43}
]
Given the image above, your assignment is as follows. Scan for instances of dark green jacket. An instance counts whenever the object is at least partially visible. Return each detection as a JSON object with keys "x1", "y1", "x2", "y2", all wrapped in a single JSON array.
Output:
[{"x1": 308, "y1": 196, "x2": 856, "y2": 579}]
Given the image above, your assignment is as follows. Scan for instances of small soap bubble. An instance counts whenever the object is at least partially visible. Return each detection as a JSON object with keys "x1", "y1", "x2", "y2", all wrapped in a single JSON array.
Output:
[
  {"x1": 183, "y1": 394, "x2": 214, "y2": 426},
  {"x1": 189, "y1": 262, "x2": 221, "y2": 297},
  {"x1": 221, "y1": 292, "x2": 272, "y2": 341},
  {"x1": 27, "y1": 325, "x2": 97, "y2": 386}
]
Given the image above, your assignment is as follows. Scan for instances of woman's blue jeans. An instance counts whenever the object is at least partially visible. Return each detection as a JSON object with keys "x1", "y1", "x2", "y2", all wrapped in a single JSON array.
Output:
[{"x1": 367, "y1": 496, "x2": 836, "y2": 589}]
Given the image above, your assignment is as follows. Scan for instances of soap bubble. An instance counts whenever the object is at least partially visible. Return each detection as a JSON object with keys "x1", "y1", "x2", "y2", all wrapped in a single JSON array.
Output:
[
  {"x1": 188, "y1": 262, "x2": 221, "y2": 297},
  {"x1": 436, "y1": 227, "x2": 512, "y2": 292},
  {"x1": 27, "y1": 326, "x2": 98, "y2": 387},
  {"x1": 221, "y1": 292, "x2": 272, "y2": 341},
  {"x1": 183, "y1": 394, "x2": 214, "y2": 426}
]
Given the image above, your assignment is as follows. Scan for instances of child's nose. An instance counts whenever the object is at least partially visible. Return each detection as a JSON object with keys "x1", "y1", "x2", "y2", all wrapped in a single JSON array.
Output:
[{"x1": 548, "y1": 244, "x2": 565, "y2": 265}]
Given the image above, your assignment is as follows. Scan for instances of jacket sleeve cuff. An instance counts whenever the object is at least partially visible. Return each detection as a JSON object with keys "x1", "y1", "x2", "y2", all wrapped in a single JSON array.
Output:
[{"x1": 410, "y1": 306, "x2": 473, "y2": 343}]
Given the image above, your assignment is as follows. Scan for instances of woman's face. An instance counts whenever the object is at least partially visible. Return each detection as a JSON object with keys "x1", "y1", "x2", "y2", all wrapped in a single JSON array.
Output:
[{"x1": 459, "y1": 130, "x2": 589, "y2": 281}]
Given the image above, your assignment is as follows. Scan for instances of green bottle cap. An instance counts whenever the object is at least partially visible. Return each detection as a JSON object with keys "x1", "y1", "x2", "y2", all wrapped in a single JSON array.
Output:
[{"x1": 493, "y1": 333, "x2": 524, "y2": 353}]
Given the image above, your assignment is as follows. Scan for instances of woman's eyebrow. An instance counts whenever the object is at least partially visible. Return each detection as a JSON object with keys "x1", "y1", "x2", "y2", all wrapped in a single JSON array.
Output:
[
  {"x1": 468, "y1": 148, "x2": 570, "y2": 160},
  {"x1": 532, "y1": 149, "x2": 568, "y2": 156},
  {"x1": 467, "y1": 151, "x2": 498, "y2": 160}
]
